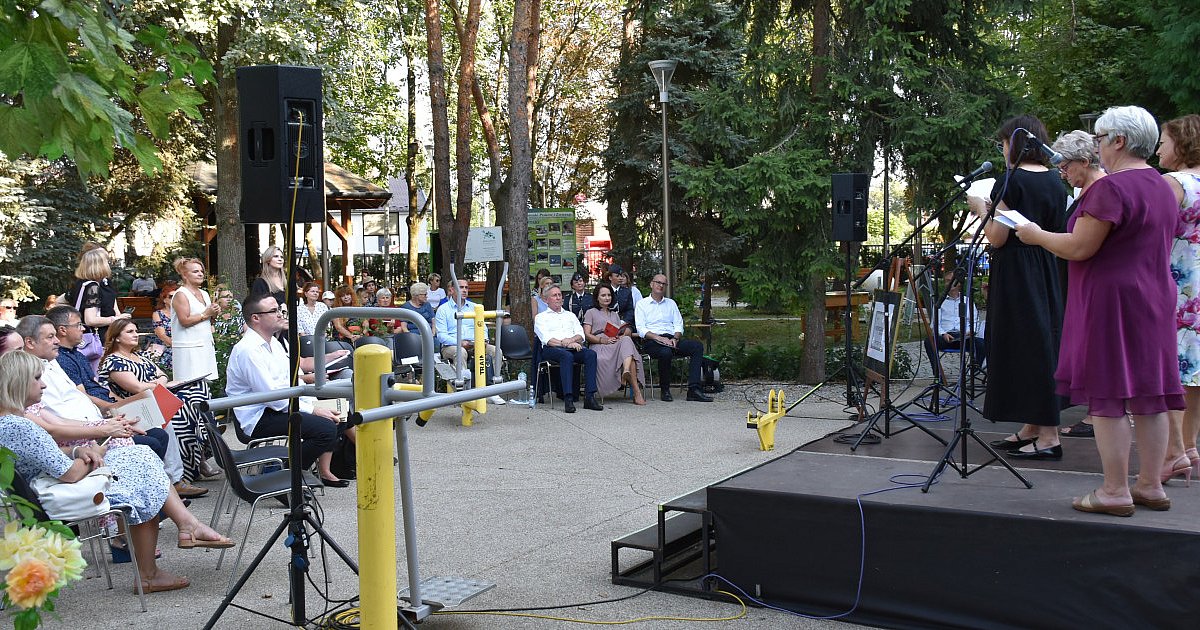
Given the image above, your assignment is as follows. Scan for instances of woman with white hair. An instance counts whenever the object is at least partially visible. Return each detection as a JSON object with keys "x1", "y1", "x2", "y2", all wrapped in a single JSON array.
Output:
[
  {"x1": 1050, "y1": 130, "x2": 1107, "y2": 438},
  {"x1": 1015, "y1": 105, "x2": 1184, "y2": 516}
]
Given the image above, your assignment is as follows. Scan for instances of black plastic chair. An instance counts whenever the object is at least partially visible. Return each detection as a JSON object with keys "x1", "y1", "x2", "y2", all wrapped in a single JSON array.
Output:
[
  {"x1": 391, "y1": 332, "x2": 425, "y2": 381},
  {"x1": 499, "y1": 324, "x2": 534, "y2": 379},
  {"x1": 203, "y1": 416, "x2": 321, "y2": 589}
]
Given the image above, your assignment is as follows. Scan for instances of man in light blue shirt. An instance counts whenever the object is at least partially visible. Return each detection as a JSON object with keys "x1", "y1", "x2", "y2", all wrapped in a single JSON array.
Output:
[
  {"x1": 634, "y1": 273, "x2": 712, "y2": 402},
  {"x1": 433, "y1": 279, "x2": 504, "y2": 404}
]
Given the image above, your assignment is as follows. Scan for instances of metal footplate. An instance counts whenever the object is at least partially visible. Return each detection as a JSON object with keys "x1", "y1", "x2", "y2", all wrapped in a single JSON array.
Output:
[{"x1": 399, "y1": 576, "x2": 495, "y2": 611}]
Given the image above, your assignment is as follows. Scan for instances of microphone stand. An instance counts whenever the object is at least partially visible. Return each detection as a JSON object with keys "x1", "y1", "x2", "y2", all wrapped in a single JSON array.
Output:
[
  {"x1": 922, "y1": 186, "x2": 1032, "y2": 491},
  {"x1": 842, "y1": 170, "x2": 988, "y2": 448}
]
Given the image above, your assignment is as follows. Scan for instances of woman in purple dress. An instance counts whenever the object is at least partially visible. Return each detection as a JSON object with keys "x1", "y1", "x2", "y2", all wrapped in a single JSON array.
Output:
[{"x1": 1015, "y1": 106, "x2": 1185, "y2": 516}]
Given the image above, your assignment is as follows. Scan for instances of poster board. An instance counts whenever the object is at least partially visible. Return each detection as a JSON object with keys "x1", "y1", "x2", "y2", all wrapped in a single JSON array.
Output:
[
  {"x1": 464, "y1": 226, "x2": 504, "y2": 263},
  {"x1": 864, "y1": 290, "x2": 904, "y2": 378},
  {"x1": 527, "y1": 208, "x2": 578, "y2": 285}
]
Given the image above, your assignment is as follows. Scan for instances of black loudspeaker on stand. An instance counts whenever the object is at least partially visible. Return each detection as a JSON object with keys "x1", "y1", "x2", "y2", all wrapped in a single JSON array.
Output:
[
  {"x1": 237, "y1": 65, "x2": 325, "y2": 224},
  {"x1": 206, "y1": 65, "x2": 359, "y2": 630},
  {"x1": 832, "y1": 172, "x2": 868, "y2": 242}
]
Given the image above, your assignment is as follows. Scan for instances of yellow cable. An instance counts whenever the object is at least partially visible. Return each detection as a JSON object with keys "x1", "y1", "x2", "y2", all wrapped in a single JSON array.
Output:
[{"x1": 430, "y1": 590, "x2": 746, "y2": 625}]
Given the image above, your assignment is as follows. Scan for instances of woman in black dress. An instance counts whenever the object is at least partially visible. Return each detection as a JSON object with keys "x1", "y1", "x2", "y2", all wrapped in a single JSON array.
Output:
[
  {"x1": 68, "y1": 246, "x2": 132, "y2": 370},
  {"x1": 968, "y1": 115, "x2": 1067, "y2": 459}
]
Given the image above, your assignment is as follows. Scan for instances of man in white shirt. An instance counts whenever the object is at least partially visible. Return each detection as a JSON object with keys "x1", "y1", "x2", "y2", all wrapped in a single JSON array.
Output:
[
  {"x1": 226, "y1": 294, "x2": 352, "y2": 488},
  {"x1": 924, "y1": 270, "x2": 986, "y2": 381},
  {"x1": 433, "y1": 279, "x2": 504, "y2": 405},
  {"x1": 634, "y1": 273, "x2": 712, "y2": 402},
  {"x1": 534, "y1": 285, "x2": 602, "y2": 413}
]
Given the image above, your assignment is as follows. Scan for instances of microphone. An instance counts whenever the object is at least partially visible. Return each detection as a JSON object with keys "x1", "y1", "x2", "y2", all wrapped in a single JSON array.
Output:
[
  {"x1": 962, "y1": 161, "x2": 993, "y2": 181},
  {"x1": 1021, "y1": 129, "x2": 1064, "y2": 165}
]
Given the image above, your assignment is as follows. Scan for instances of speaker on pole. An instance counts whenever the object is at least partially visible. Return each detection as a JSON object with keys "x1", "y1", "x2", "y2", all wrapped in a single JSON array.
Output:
[
  {"x1": 832, "y1": 172, "x2": 869, "y2": 242},
  {"x1": 237, "y1": 65, "x2": 325, "y2": 224}
]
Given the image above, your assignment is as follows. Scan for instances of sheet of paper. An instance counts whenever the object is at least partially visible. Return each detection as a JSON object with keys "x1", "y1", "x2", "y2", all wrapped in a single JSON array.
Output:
[
  {"x1": 955, "y1": 176, "x2": 995, "y2": 200},
  {"x1": 994, "y1": 209, "x2": 1031, "y2": 229}
]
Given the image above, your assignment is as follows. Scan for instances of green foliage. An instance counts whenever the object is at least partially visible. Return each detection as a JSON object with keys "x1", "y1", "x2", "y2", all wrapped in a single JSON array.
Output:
[
  {"x1": 0, "y1": 156, "x2": 102, "y2": 305},
  {"x1": 713, "y1": 340, "x2": 806, "y2": 380},
  {"x1": 0, "y1": 1, "x2": 211, "y2": 176},
  {"x1": 825, "y1": 339, "x2": 913, "y2": 380}
]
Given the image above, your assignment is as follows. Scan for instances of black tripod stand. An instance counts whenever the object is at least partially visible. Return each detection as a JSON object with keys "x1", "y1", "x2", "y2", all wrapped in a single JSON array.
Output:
[
  {"x1": 922, "y1": 192, "x2": 1031, "y2": 492},
  {"x1": 205, "y1": 113, "x2": 359, "y2": 628}
]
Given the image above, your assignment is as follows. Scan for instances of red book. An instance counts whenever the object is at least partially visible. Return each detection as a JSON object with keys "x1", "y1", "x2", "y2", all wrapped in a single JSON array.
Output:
[{"x1": 604, "y1": 321, "x2": 631, "y2": 338}]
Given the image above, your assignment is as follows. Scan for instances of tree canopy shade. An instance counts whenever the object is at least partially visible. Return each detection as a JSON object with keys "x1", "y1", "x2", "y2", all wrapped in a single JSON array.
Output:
[{"x1": 0, "y1": 1, "x2": 211, "y2": 176}]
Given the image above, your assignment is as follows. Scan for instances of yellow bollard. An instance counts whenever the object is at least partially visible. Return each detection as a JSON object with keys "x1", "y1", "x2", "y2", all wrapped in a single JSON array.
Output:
[{"x1": 353, "y1": 344, "x2": 398, "y2": 630}]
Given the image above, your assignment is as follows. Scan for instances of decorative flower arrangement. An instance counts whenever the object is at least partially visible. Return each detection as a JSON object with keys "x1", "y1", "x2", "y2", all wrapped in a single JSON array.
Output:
[{"x1": 1, "y1": 448, "x2": 86, "y2": 630}]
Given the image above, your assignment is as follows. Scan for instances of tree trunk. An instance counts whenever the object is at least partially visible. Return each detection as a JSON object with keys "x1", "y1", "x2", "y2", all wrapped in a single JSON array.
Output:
[
  {"x1": 799, "y1": 0, "x2": 833, "y2": 384},
  {"x1": 455, "y1": 0, "x2": 483, "y2": 288},
  {"x1": 403, "y1": 17, "x2": 422, "y2": 283},
  {"x1": 502, "y1": 0, "x2": 538, "y2": 335},
  {"x1": 425, "y1": 0, "x2": 460, "y2": 276},
  {"x1": 213, "y1": 18, "x2": 247, "y2": 298}
]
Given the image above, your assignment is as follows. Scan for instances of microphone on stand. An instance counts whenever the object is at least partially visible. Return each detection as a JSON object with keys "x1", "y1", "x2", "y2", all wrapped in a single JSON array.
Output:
[
  {"x1": 961, "y1": 161, "x2": 993, "y2": 181},
  {"x1": 1019, "y1": 128, "x2": 1064, "y2": 165}
]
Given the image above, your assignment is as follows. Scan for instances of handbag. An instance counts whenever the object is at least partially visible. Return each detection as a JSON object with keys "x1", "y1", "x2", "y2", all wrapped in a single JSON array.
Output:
[
  {"x1": 30, "y1": 465, "x2": 115, "y2": 522},
  {"x1": 71, "y1": 280, "x2": 104, "y2": 360}
]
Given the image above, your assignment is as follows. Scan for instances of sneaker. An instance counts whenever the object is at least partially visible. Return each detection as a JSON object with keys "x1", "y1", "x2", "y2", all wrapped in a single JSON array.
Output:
[{"x1": 487, "y1": 395, "x2": 506, "y2": 405}]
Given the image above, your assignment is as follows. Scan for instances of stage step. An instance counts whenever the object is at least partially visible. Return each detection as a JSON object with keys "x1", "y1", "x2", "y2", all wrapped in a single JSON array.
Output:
[{"x1": 611, "y1": 487, "x2": 714, "y2": 587}]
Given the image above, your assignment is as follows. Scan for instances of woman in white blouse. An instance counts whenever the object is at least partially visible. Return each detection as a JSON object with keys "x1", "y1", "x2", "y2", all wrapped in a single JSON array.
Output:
[{"x1": 170, "y1": 258, "x2": 221, "y2": 381}]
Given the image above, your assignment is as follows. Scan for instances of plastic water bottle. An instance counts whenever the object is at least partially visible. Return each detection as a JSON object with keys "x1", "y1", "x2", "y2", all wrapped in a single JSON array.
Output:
[{"x1": 525, "y1": 372, "x2": 536, "y2": 409}]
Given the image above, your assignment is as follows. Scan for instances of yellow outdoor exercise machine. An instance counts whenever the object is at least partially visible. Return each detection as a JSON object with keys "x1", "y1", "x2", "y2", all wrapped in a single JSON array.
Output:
[{"x1": 747, "y1": 389, "x2": 786, "y2": 451}]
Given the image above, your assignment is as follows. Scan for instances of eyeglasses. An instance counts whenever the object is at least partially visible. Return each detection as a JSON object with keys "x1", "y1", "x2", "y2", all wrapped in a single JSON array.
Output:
[
  {"x1": 59, "y1": 322, "x2": 86, "y2": 330},
  {"x1": 1092, "y1": 133, "x2": 1109, "y2": 146},
  {"x1": 252, "y1": 306, "x2": 286, "y2": 316},
  {"x1": 651, "y1": 280, "x2": 668, "y2": 286}
]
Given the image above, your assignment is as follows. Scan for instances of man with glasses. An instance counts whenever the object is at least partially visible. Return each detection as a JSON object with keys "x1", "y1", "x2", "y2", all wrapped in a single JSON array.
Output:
[
  {"x1": 434, "y1": 279, "x2": 506, "y2": 405},
  {"x1": 635, "y1": 274, "x2": 712, "y2": 402},
  {"x1": 226, "y1": 294, "x2": 353, "y2": 487}
]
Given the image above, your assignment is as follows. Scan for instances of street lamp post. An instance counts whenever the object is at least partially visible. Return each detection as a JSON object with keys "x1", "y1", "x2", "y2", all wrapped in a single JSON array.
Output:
[{"x1": 648, "y1": 59, "x2": 677, "y2": 296}]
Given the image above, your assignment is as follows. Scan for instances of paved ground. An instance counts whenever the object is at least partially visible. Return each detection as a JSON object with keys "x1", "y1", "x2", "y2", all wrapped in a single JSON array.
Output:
[{"x1": 37, "y1": 381, "x2": 863, "y2": 629}]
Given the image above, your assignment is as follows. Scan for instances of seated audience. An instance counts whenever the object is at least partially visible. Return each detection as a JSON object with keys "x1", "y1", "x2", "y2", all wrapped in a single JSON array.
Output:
[
  {"x1": 399, "y1": 282, "x2": 436, "y2": 336},
  {"x1": 226, "y1": 294, "x2": 354, "y2": 488},
  {"x1": 297, "y1": 282, "x2": 329, "y2": 337},
  {"x1": 364, "y1": 287, "x2": 403, "y2": 336},
  {"x1": 46, "y1": 306, "x2": 169, "y2": 461},
  {"x1": 426, "y1": 273, "x2": 446, "y2": 310},
  {"x1": 565, "y1": 272, "x2": 594, "y2": 322},
  {"x1": 331, "y1": 285, "x2": 362, "y2": 343},
  {"x1": 0, "y1": 350, "x2": 233, "y2": 594},
  {"x1": 433, "y1": 279, "x2": 506, "y2": 405}
]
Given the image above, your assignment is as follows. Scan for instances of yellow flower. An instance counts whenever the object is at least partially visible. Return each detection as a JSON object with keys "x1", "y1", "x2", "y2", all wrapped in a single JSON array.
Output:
[
  {"x1": 0, "y1": 522, "x2": 45, "y2": 571},
  {"x1": 0, "y1": 522, "x2": 85, "y2": 587},
  {"x1": 5, "y1": 557, "x2": 59, "y2": 609}
]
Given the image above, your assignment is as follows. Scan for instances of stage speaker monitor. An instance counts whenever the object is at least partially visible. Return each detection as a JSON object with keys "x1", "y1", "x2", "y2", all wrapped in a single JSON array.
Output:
[
  {"x1": 831, "y1": 172, "x2": 869, "y2": 242},
  {"x1": 237, "y1": 65, "x2": 325, "y2": 224}
]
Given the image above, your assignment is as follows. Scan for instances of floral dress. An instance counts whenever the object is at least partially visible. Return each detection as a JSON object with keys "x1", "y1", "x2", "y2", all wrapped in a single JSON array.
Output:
[
  {"x1": 0, "y1": 413, "x2": 168, "y2": 524},
  {"x1": 1169, "y1": 172, "x2": 1200, "y2": 386},
  {"x1": 98, "y1": 353, "x2": 210, "y2": 483},
  {"x1": 148, "y1": 308, "x2": 174, "y2": 374}
]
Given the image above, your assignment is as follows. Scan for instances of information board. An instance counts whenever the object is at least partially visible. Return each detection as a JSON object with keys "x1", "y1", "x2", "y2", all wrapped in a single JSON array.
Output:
[{"x1": 527, "y1": 208, "x2": 578, "y2": 285}]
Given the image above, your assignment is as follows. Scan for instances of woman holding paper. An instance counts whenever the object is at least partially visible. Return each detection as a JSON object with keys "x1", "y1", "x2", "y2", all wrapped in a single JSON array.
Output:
[
  {"x1": 582, "y1": 284, "x2": 646, "y2": 404},
  {"x1": 968, "y1": 115, "x2": 1067, "y2": 459},
  {"x1": 99, "y1": 319, "x2": 210, "y2": 494},
  {"x1": 1015, "y1": 106, "x2": 1183, "y2": 515}
]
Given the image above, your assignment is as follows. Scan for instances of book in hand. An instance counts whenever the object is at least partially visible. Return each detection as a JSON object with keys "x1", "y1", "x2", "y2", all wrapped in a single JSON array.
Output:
[
  {"x1": 603, "y1": 321, "x2": 632, "y2": 338},
  {"x1": 111, "y1": 385, "x2": 184, "y2": 432}
]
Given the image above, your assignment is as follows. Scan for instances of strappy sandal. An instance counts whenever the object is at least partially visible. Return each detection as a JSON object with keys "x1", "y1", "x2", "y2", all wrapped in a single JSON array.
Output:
[
  {"x1": 1071, "y1": 491, "x2": 1134, "y2": 517},
  {"x1": 1060, "y1": 421, "x2": 1094, "y2": 437},
  {"x1": 136, "y1": 574, "x2": 190, "y2": 594},
  {"x1": 178, "y1": 529, "x2": 235, "y2": 549}
]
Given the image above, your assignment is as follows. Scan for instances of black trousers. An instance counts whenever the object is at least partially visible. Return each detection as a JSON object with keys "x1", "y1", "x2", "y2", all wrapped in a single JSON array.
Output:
[
  {"x1": 133, "y1": 427, "x2": 169, "y2": 461},
  {"x1": 540, "y1": 346, "x2": 598, "y2": 401},
  {"x1": 248, "y1": 407, "x2": 345, "y2": 470},
  {"x1": 644, "y1": 338, "x2": 704, "y2": 391}
]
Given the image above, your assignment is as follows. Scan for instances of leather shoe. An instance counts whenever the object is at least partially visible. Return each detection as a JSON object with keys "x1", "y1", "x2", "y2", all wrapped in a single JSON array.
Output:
[
  {"x1": 686, "y1": 388, "x2": 714, "y2": 403},
  {"x1": 320, "y1": 477, "x2": 351, "y2": 488},
  {"x1": 563, "y1": 399, "x2": 577, "y2": 413},
  {"x1": 583, "y1": 397, "x2": 603, "y2": 411},
  {"x1": 660, "y1": 390, "x2": 674, "y2": 402},
  {"x1": 1006, "y1": 444, "x2": 1063, "y2": 460},
  {"x1": 174, "y1": 481, "x2": 209, "y2": 498},
  {"x1": 988, "y1": 434, "x2": 1034, "y2": 450}
]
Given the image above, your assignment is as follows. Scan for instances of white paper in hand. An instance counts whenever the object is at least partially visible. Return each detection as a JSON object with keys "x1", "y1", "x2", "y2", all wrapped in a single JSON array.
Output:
[
  {"x1": 954, "y1": 176, "x2": 996, "y2": 201},
  {"x1": 994, "y1": 209, "x2": 1032, "y2": 229}
]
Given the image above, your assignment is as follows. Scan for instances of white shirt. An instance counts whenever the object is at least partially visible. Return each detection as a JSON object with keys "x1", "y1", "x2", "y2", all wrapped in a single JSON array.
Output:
[
  {"x1": 40, "y1": 358, "x2": 104, "y2": 423},
  {"x1": 635, "y1": 295, "x2": 683, "y2": 338},
  {"x1": 427, "y1": 288, "x2": 447, "y2": 310},
  {"x1": 630, "y1": 284, "x2": 643, "y2": 304},
  {"x1": 534, "y1": 307, "x2": 585, "y2": 345},
  {"x1": 935, "y1": 294, "x2": 982, "y2": 337},
  {"x1": 226, "y1": 328, "x2": 314, "y2": 435}
]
